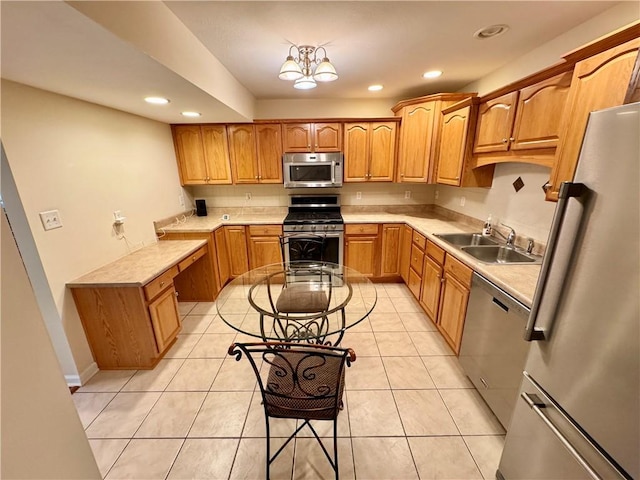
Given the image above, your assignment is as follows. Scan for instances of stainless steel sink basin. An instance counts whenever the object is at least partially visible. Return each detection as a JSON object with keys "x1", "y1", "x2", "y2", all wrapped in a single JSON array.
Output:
[
  {"x1": 460, "y1": 245, "x2": 542, "y2": 264},
  {"x1": 434, "y1": 233, "x2": 499, "y2": 247}
]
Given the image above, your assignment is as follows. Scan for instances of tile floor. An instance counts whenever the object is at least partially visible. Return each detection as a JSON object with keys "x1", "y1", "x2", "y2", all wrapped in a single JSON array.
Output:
[{"x1": 73, "y1": 283, "x2": 505, "y2": 480}]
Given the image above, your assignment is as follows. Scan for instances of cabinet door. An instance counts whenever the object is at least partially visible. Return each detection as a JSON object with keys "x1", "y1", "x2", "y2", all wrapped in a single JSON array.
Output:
[
  {"x1": 344, "y1": 123, "x2": 369, "y2": 182},
  {"x1": 473, "y1": 92, "x2": 519, "y2": 154},
  {"x1": 214, "y1": 227, "x2": 231, "y2": 286},
  {"x1": 227, "y1": 124, "x2": 258, "y2": 184},
  {"x1": 407, "y1": 267, "x2": 422, "y2": 300},
  {"x1": 172, "y1": 125, "x2": 208, "y2": 185},
  {"x1": 248, "y1": 236, "x2": 283, "y2": 269},
  {"x1": 547, "y1": 38, "x2": 640, "y2": 201},
  {"x1": 283, "y1": 123, "x2": 312, "y2": 152},
  {"x1": 437, "y1": 273, "x2": 469, "y2": 354},
  {"x1": 436, "y1": 106, "x2": 470, "y2": 186},
  {"x1": 399, "y1": 225, "x2": 413, "y2": 284},
  {"x1": 420, "y1": 256, "x2": 443, "y2": 322},
  {"x1": 224, "y1": 226, "x2": 249, "y2": 277},
  {"x1": 314, "y1": 123, "x2": 342, "y2": 152},
  {"x1": 148, "y1": 286, "x2": 181, "y2": 353},
  {"x1": 398, "y1": 102, "x2": 436, "y2": 182},
  {"x1": 381, "y1": 224, "x2": 401, "y2": 276},
  {"x1": 345, "y1": 235, "x2": 378, "y2": 277},
  {"x1": 510, "y1": 72, "x2": 572, "y2": 151},
  {"x1": 201, "y1": 125, "x2": 233, "y2": 184},
  {"x1": 369, "y1": 122, "x2": 397, "y2": 182},
  {"x1": 255, "y1": 124, "x2": 283, "y2": 183}
]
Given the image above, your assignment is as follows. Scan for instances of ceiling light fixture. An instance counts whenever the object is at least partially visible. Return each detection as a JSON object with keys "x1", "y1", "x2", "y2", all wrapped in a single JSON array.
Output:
[
  {"x1": 422, "y1": 70, "x2": 443, "y2": 79},
  {"x1": 181, "y1": 111, "x2": 201, "y2": 117},
  {"x1": 474, "y1": 24, "x2": 509, "y2": 39},
  {"x1": 368, "y1": 84, "x2": 384, "y2": 92},
  {"x1": 279, "y1": 45, "x2": 338, "y2": 90},
  {"x1": 144, "y1": 96, "x2": 170, "y2": 105}
]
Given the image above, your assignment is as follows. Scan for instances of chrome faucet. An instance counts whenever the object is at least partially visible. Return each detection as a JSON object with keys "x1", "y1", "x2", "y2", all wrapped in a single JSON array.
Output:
[{"x1": 494, "y1": 223, "x2": 516, "y2": 247}]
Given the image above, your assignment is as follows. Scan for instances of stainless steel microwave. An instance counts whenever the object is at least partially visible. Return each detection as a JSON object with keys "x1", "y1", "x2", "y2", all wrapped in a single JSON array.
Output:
[{"x1": 283, "y1": 152, "x2": 343, "y2": 188}]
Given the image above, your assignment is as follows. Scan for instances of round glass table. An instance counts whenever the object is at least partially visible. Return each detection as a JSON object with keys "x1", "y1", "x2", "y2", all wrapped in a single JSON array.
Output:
[{"x1": 216, "y1": 262, "x2": 377, "y2": 345}]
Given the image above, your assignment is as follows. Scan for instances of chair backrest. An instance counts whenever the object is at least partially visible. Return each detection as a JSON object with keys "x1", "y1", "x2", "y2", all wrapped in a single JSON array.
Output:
[
  {"x1": 228, "y1": 342, "x2": 355, "y2": 420},
  {"x1": 280, "y1": 233, "x2": 326, "y2": 268}
]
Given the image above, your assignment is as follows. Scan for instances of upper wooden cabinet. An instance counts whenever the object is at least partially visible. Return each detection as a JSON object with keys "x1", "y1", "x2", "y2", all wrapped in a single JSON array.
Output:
[
  {"x1": 344, "y1": 121, "x2": 398, "y2": 182},
  {"x1": 282, "y1": 122, "x2": 342, "y2": 152},
  {"x1": 546, "y1": 37, "x2": 640, "y2": 201},
  {"x1": 393, "y1": 93, "x2": 472, "y2": 183},
  {"x1": 227, "y1": 124, "x2": 283, "y2": 184},
  {"x1": 473, "y1": 71, "x2": 572, "y2": 159},
  {"x1": 172, "y1": 125, "x2": 232, "y2": 185},
  {"x1": 436, "y1": 97, "x2": 494, "y2": 188}
]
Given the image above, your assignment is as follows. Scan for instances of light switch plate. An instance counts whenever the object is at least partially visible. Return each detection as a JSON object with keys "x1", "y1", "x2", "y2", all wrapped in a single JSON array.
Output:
[{"x1": 39, "y1": 210, "x2": 63, "y2": 231}]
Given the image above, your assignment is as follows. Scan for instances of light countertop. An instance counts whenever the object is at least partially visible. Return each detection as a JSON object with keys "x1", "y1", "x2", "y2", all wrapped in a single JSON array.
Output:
[
  {"x1": 158, "y1": 211, "x2": 540, "y2": 307},
  {"x1": 67, "y1": 239, "x2": 208, "y2": 288}
]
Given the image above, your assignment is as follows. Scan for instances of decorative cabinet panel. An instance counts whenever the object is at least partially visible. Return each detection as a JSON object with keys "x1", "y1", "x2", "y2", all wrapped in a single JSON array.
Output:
[
  {"x1": 283, "y1": 122, "x2": 342, "y2": 152},
  {"x1": 380, "y1": 224, "x2": 402, "y2": 276},
  {"x1": 224, "y1": 226, "x2": 249, "y2": 277},
  {"x1": 172, "y1": 125, "x2": 232, "y2": 185},
  {"x1": 214, "y1": 227, "x2": 231, "y2": 287},
  {"x1": 399, "y1": 224, "x2": 413, "y2": 284},
  {"x1": 148, "y1": 286, "x2": 181, "y2": 353},
  {"x1": 344, "y1": 122, "x2": 397, "y2": 182},
  {"x1": 255, "y1": 124, "x2": 284, "y2": 183},
  {"x1": 396, "y1": 101, "x2": 437, "y2": 183},
  {"x1": 228, "y1": 124, "x2": 283, "y2": 184},
  {"x1": 547, "y1": 37, "x2": 640, "y2": 201}
]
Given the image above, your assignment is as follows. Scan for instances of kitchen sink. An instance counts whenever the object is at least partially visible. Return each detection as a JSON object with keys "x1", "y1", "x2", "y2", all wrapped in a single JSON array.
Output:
[
  {"x1": 460, "y1": 245, "x2": 542, "y2": 264},
  {"x1": 434, "y1": 233, "x2": 499, "y2": 246}
]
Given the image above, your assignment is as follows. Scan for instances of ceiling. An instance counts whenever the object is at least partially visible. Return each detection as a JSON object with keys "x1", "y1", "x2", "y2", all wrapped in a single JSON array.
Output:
[{"x1": 1, "y1": 1, "x2": 624, "y2": 124}]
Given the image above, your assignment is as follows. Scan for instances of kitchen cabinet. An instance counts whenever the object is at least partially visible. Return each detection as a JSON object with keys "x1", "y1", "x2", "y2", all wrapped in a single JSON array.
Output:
[
  {"x1": 225, "y1": 226, "x2": 249, "y2": 277},
  {"x1": 344, "y1": 224, "x2": 379, "y2": 277},
  {"x1": 407, "y1": 231, "x2": 427, "y2": 299},
  {"x1": 171, "y1": 124, "x2": 232, "y2": 185},
  {"x1": 344, "y1": 121, "x2": 398, "y2": 182},
  {"x1": 255, "y1": 124, "x2": 284, "y2": 183},
  {"x1": 148, "y1": 285, "x2": 181, "y2": 353},
  {"x1": 380, "y1": 224, "x2": 402, "y2": 276},
  {"x1": 436, "y1": 98, "x2": 495, "y2": 188},
  {"x1": 546, "y1": 37, "x2": 640, "y2": 201},
  {"x1": 419, "y1": 241, "x2": 446, "y2": 322},
  {"x1": 214, "y1": 227, "x2": 231, "y2": 287},
  {"x1": 248, "y1": 224, "x2": 283, "y2": 269},
  {"x1": 399, "y1": 224, "x2": 413, "y2": 284},
  {"x1": 472, "y1": 72, "x2": 572, "y2": 162},
  {"x1": 393, "y1": 93, "x2": 472, "y2": 183},
  {"x1": 437, "y1": 254, "x2": 473, "y2": 355},
  {"x1": 282, "y1": 122, "x2": 342, "y2": 152},
  {"x1": 227, "y1": 124, "x2": 284, "y2": 184}
]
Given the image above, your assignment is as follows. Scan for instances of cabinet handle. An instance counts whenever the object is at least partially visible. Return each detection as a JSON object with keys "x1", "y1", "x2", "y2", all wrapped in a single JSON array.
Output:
[
  {"x1": 502, "y1": 138, "x2": 508, "y2": 143},
  {"x1": 315, "y1": 144, "x2": 319, "y2": 148},
  {"x1": 192, "y1": 256, "x2": 196, "y2": 262},
  {"x1": 400, "y1": 173, "x2": 404, "y2": 177},
  {"x1": 542, "y1": 181, "x2": 552, "y2": 192},
  {"x1": 255, "y1": 176, "x2": 259, "y2": 179},
  {"x1": 160, "y1": 281, "x2": 165, "y2": 287},
  {"x1": 509, "y1": 137, "x2": 515, "y2": 142},
  {"x1": 174, "y1": 291, "x2": 179, "y2": 297},
  {"x1": 307, "y1": 145, "x2": 311, "y2": 149}
]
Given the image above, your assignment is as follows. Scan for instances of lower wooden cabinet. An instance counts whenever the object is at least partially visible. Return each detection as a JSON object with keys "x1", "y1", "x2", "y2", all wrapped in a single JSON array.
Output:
[
  {"x1": 225, "y1": 226, "x2": 249, "y2": 277},
  {"x1": 148, "y1": 285, "x2": 181, "y2": 352},
  {"x1": 399, "y1": 225, "x2": 413, "y2": 283},
  {"x1": 344, "y1": 224, "x2": 379, "y2": 277},
  {"x1": 248, "y1": 224, "x2": 283, "y2": 269},
  {"x1": 381, "y1": 224, "x2": 402, "y2": 276},
  {"x1": 436, "y1": 255, "x2": 473, "y2": 354},
  {"x1": 214, "y1": 227, "x2": 231, "y2": 287},
  {"x1": 420, "y1": 255, "x2": 444, "y2": 321}
]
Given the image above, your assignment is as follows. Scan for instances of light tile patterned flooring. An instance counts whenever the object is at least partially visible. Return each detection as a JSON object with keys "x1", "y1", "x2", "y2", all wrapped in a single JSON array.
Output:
[{"x1": 73, "y1": 283, "x2": 505, "y2": 480}]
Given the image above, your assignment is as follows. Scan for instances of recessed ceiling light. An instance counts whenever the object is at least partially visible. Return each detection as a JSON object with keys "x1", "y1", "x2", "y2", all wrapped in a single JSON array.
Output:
[
  {"x1": 144, "y1": 96, "x2": 170, "y2": 105},
  {"x1": 181, "y1": 111, "x2": 201, "y2": 118},
  {"x1": 368, "y1": 84, "x2": 384, "y2": 92},
  {"x1": 422, "y1": 70, "x2": 443, "y2": 79},
  {"x1": 474, "y1": 24, "x2": 509, "y2": 40}
]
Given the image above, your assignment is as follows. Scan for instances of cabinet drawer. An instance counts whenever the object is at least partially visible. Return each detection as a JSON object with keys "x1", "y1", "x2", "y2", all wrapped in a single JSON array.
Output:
[
  {"x1": 248, "y1": 224, "x2": 283, "y2": 236},
  {"x1": 410, "y1": 244, "x2": 425, "y2": 275},
  {"x1": 444, "y1": 254, "x2": 473, "y2": 287},
  {"x1": 408, "y1": 267, "x2": 422, "y2": 299},
  {"x1": 144, "y1": 265, "x2": 179, "y2": 301},
  {"x1": 345, "y1": 224, "x2": 379, "y2": 235},
  {"x1": 426, "y1": 241, "x2": 445, "y2": 265},
  {"x1": 178, "y1": 245, "x2": 207, "y2": 273},
  {"x1": 412, "y1": 231, "x2": 427, "y2": 250}
]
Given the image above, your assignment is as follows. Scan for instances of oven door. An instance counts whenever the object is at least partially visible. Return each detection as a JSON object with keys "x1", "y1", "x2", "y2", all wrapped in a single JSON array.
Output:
[
  {"x1": 283, "y1": 162, "x2": 342, "y2": 188},
  {"x1": 284, "y1": 232, "x2": 343, "y2": 266}
]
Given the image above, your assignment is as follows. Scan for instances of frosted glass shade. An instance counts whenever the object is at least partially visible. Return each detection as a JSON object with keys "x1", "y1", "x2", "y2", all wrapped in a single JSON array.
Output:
[
  {"x1": 278, "y1": 56, "x2": 304, "y2": 81},
  {"x1": 313, "y1": 59, "x2": 338, "y2": 82},
  {"x1": 294, "y1": 75, "x2": 317, "y2": 90}
]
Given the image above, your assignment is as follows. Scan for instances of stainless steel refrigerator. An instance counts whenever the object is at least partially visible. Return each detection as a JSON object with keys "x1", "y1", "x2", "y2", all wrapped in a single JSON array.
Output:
[{"x1": 497, "y1": 102, "x2": 639, "y2": 479}]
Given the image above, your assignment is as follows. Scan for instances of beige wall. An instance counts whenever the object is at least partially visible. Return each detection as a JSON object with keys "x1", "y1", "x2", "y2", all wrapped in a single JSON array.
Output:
[
  {"x1": 1, "y1": 212, "x2": 101, "y2": 479},
  {"x1": 255, "y1": 98, "x2": 397, "y2": 119},
  {"x1": 1, "y1": 80, "x2": 187, "y2": 379}
]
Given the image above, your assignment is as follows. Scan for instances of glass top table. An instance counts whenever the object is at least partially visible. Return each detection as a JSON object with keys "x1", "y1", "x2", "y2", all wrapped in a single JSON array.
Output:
[{"x1": 216, "y1": 262, "x2": 377, "y2": 345}]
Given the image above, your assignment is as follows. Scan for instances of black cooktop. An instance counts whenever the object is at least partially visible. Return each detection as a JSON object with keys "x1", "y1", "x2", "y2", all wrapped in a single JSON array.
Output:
[{"x1": 283, "y1": 211, "x2": 344, "y2": 225}]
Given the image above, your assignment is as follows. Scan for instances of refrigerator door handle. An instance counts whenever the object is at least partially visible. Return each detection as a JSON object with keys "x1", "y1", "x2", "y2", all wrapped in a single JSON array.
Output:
[
  {"x1": 525, "y1": 182, "x2": 587, "y2": 341},
  {"x1": 522, "y1": 392, "x2": 601, "y2": 480}
]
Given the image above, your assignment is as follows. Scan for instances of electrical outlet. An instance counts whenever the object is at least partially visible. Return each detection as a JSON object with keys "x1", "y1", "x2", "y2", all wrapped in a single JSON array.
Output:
[
  {"x1": 435, "y1": 190, "x2": 439, "y2": 200},
  {"x1": 356, "y1": 192, "x2": 362, "y2": 200},
  {"x1": 460, "y1": 196, "x2": 466, "y2": 207},
  {"x1": 113, "y1": 210, "x2": 126, "y2": 225},
  {"x1": 404, "y1": 190, "x2": 411, "y2": 199},
  {"x1": 39, "y1": 210, "x2": 62, "y2": 231},
  {"x1": 245, "y1": 193, "x2": 252, "y2": 201}
]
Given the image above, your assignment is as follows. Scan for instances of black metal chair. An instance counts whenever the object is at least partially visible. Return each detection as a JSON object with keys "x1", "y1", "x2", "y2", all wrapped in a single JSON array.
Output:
[{"x1": 228, "y1": 342, "x2": 356, "y2": 480}]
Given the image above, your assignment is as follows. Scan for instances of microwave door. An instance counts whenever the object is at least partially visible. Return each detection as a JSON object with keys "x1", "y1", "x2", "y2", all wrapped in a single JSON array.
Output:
[{"x1": 288, "y1": 163, "x2": 333, "y2": 186}]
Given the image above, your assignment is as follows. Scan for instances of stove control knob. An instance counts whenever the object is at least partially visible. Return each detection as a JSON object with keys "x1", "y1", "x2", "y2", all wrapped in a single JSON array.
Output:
[
  {"x1": 311, "y1": 225, "x2": 316, "y2": 231},
  {"x1": 331, "y1": 225, "x2": 337, "y2": 230}
]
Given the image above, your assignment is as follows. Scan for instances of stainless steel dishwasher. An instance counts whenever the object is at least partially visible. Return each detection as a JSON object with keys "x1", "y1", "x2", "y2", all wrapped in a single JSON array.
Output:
[{"x1": 459, "y1": 273, "x2": 531, "y2": 430}]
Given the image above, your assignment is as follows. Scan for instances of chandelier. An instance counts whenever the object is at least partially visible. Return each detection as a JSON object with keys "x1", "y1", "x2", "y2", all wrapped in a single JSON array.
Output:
[{"x1": 278, "y1": 45, "x2": 338, "y2": 90}]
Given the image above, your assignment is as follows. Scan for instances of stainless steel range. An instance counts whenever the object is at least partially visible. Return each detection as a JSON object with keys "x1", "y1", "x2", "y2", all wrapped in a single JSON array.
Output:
[{"x1": 283, "y1": 194, "x2": 344, "y2": 266}]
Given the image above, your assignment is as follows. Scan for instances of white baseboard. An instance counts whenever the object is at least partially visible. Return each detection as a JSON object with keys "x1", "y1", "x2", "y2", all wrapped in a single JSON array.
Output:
[{"x1": 66, "y1": 362, "x2": 99, "y2": 386}]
